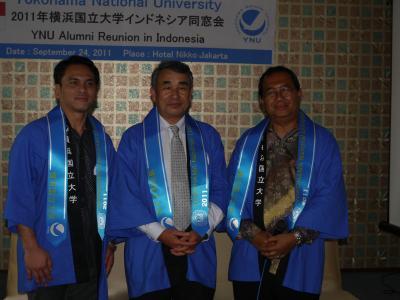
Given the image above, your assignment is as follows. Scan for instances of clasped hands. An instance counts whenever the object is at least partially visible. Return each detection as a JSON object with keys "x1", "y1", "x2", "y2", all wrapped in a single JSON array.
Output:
[
  {"x1": 158, "y1": 228, "x2": 202, "y2": 256},
  {"x1": 250, "y1": 231, "x2": 297, "y2": 260}
]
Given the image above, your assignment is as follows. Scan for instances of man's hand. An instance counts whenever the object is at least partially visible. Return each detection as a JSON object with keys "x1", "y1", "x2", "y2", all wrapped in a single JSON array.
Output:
[
  {"x1": 158, "y1": 228, "x2": 195, "y2": 256},
  {"x1": 17, "y1": 224, "x2": 52, "y2": 285},
  {"x1": 24, "y1": 245, "x2": 52, "y2": 285},
  {"x1": 251, "y1": 231, "x2": 272, "y2": 255},
  {"x1": 105, "y1": 243, "x2": 116, "y2": 275},
  {"x1": 170, "y1": 230, "x2": 202, "y2": 256},
  {"x1": 263, "y1": 233, "x2": 297, "y2": 259}
]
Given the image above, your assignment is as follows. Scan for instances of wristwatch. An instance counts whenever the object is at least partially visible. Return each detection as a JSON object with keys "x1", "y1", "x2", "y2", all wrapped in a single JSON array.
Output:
[{"x1": 293, "y1": 230, "x2": 303, "y2": 246}]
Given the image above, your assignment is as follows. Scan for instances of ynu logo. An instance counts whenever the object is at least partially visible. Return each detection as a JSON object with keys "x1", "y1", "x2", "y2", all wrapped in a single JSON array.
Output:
[{"x1": 235, "y1": 6, "x2": 269, "y2": 43}]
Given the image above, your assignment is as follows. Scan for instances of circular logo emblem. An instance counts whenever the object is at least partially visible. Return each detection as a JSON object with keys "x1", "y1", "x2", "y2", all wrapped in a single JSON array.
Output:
[
  {"x1": 49, "y1": 222, "x2": 65, "y2": 237},
  {"x1": 161, "y1": 217, "x2": 174, "y2": 228},
  {"x1": 192, "y1": 210, "x2": 208, "y2": 227},
  {"x1": 228, "y1": 218, "x2": 239, "y2": 232},
  {"x1": 97, "y1": 213, "x2": 106, "y2": 229},
  {"x1": 236, "y1": 6, "x2": 269, "y2": 38}
]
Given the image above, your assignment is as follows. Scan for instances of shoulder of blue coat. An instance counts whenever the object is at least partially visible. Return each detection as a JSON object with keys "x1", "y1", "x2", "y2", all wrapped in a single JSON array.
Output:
[
  {"x1": 314, "y1": 122, "x2": 338, "y2": 145},
  {"x1": 15, "y1": 115, "x2": 48, "y2": 141},
  {"x1": 89, "y1": 115, "x2": 115, "y2": 147},
  {"x1": 191, "y1": 117, "x2": 218, "y2": 133},
  {"x1": 122, "y1": 122, "x2": 144, "y2": 137},
  {"x1": 118, "y1": 122, "x2": 145, "y2": 151},
  {"x1": 10, "y1": 116, "x2": 48, "y2": 160},
  {"x1": 302, "y1": 112, "x2": 336, "y2": 143},
  {"x1": 189, "y1": 118, "x2": 224, "y2": 145},
  {"x1": 236, "y1": 118, "x2": 268, "y2": 144}
]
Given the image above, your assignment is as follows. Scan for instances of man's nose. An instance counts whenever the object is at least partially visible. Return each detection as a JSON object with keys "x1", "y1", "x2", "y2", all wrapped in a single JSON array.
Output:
[{"x1": 171, "y1": 88, "x2": 179, "y2": 98}]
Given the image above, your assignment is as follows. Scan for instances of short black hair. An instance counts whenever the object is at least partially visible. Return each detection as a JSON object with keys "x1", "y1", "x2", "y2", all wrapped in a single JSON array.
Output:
[
  {"x1": 258, "y1": 65, "x2": 300, "y2": 99},
  {"x1": 53, "y1": 55, "x2": 100, "y2": 87},
  {"x1": 151, "y1": 61, "x2": 193, "y2": 88}
]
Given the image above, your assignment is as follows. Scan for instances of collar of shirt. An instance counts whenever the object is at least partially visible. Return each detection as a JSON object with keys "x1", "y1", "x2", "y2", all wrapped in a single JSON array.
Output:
[
  {"x1": 267, "y1": 124, "x2": 298, "y2": 142},
  {"x1": 66, "y1": 117, "x2": 93, "y2": 141},
  {"x1": 159, "y1": 114, "x2": 186, "y2": 140}
]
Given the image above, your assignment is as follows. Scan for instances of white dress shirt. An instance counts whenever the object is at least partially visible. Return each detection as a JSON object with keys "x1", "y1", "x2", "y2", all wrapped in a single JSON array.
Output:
[{"x1": 138, "y1": 115, "x2": 224, "y2": 241}]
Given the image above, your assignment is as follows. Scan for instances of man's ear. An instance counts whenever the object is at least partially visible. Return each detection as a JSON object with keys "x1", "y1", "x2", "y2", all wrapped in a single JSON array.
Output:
[
  {"x1": 54, "y1": 84, "x2": 61, "y2": 101},
  {"x1": 297, "y1": 88, "x2": 303, "y2": 101},
  {"x1": 150, "y1": 87, "x2": 156, "y2": 104},
  {"x1": 258, "y1": 98, "x2": 266, "y2": 115}
]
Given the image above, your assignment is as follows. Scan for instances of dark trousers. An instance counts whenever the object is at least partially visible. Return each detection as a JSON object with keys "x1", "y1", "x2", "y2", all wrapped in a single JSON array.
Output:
[
  {"x1": 233, "y1": 254, "x2": 319, "y2": 300},
  {"x1": 131, "y1": 281, "x2": 215, "y2": 300},
  {"x1": 27, "y1": 278, "x2": 98, "y2": 300},
  {"x1": 233, "y1": 277, "x2": 320, "y2": 300},
  {"x1": 131, "y1": 242, "x2": 215, "y2": 300}
]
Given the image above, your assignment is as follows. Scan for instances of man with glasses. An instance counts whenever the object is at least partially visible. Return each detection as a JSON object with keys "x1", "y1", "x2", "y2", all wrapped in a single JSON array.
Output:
[{"x1": 226, "y1": 65, "x2": 348, "y2": 299}]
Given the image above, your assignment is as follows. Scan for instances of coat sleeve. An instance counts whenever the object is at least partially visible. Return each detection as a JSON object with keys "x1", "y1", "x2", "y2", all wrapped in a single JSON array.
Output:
[
  {"x1": 208, "y1": 128, "x2": 228, "y2": 211},
  {"x1": 5, "y1": 124, "x2": 46, "y2": 232},
  {"x1": 295, "y1": 129, "x2": 349, "y2": 239},
  {"x1": 106, "y1": 128, "x2": 157, "y2": 239},
  {"x1": 207, "y1": 126, "x2": 229, "y2": 232}
]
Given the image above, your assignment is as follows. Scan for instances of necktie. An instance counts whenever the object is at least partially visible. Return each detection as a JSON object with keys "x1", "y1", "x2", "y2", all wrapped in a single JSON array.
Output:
[{"x1": 170, "y1": 125, "x2": 191, "y2": 231}]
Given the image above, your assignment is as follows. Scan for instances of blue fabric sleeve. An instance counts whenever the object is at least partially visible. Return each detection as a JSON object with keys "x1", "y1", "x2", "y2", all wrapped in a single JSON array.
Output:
[
  {"x1": 107, "y1": 127, "x2": 157, "y2": 239},
  {"x1": 206, "y1": 125, "x2": 229, "y2": 230},
  {"x1": 5, "y1": 122, "x2": 47, "y2": 232},
  {"x1": 295, "y1": 127, "x2": 349, "y2": 239}
]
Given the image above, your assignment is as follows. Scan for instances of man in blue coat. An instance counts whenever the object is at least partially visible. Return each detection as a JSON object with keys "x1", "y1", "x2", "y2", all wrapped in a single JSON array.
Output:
[
  {"x1": 5, "y1": 55, "x2": 116, "y2": 300},
  {"x1": 226, "y1": 65, "x2": 348, "y2": 299},
  {"x1": 107, "y1": 61, "x2": 227, "y2": 299}
]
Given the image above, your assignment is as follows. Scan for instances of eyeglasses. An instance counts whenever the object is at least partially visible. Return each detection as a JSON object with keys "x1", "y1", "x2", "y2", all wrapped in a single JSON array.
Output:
[{"x1": 264, "y1": 86, "x2": 294, "y2": 100}]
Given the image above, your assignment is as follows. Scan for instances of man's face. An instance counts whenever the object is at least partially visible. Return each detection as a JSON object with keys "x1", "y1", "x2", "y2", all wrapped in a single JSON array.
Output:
[
  {"x1": 55, "y1": 64, "x2": 98, "y2": 115},
  {"x1": 259, "y1": 71, "x2": 301, "y2": 124},
  {"x1": 150, "y1": 69, "x2": 192, "y2": 124}
]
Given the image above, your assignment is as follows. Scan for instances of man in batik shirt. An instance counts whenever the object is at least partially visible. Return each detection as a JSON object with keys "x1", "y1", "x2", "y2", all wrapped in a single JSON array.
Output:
[{"x1": 226, "y1": 65, "x2": 348, "y2": 300}]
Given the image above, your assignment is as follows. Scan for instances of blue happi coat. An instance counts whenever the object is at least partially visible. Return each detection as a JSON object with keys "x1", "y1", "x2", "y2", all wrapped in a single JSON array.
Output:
[
  {"x1": 5, "y1": 107, "x2": 115, "y2": 299},
  {"x1": 227, "y1": 114, "x2": 348, "y2": 294},
  {"x1": 107, "y1": 112, "x2": 228, "y2": 298}
]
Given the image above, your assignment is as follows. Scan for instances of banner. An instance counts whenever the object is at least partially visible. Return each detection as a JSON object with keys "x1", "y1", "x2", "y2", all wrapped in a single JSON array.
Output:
[{"x1": 0, "y1": 0, "x2": 275, "y2": 64}]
